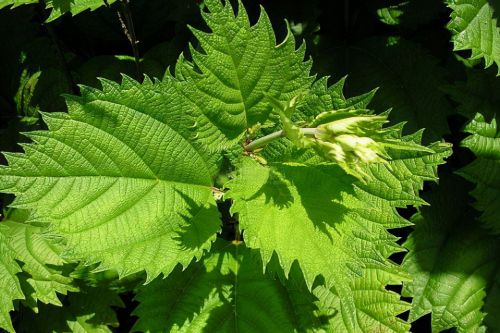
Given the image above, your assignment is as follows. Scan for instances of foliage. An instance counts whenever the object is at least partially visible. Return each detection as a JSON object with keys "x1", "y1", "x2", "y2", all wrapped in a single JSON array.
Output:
[
  {"x1": 0, "y1": 0, "x2": 499, "y2": 332},
  {"x1": 458, "y1": 114, "x2": 500, "y2": 234},
  {"x1": 446, "y1": 0, "x2": 500, "y2": 74},
  {"x1": 402, "y1": 114, "x2": 500, "y2": 332},
  {"x1": 0, "y1": 0, "x2": 116, "y2": 21}
]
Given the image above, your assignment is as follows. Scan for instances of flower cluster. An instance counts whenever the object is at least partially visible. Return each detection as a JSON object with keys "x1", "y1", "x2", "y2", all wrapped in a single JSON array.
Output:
[
  {"x1": 247, "y1": 96, "x2": 434, "y2": 181},
  {"x1": 311, "y1": 114, "x2": 391, "y2": 179}
]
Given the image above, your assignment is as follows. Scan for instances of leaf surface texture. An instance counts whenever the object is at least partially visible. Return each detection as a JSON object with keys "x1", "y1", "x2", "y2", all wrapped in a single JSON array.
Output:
[
  {"x1": 402, "y1": 174, "x2": 500, "y2": 332},
  {"x1": 447, "y1": 0, "x2": 500, "y2": 73},
  {"x1": 226, "y1": 78, "x2": 452, "y2": 332},
  {"x1": 0, "y1": 77, "x2": 221, "y2": 281},
  {"x1": 134, "y1": 240, "x2": 339, "y2": 333},
  {"x1": 459, "y1": 114, "x2": 500, "y2": 233}
]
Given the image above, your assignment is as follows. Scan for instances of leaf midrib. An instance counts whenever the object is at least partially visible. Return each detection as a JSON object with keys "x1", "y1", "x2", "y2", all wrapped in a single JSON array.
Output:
[{"x1": 1, "y1": 173, "x2": 211, "y2": 189}]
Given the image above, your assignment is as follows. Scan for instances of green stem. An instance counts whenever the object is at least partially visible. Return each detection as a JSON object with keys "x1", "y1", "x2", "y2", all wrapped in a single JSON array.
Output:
[{"x1": 244, "y1": 127, "x2": 317, "y2": 151}]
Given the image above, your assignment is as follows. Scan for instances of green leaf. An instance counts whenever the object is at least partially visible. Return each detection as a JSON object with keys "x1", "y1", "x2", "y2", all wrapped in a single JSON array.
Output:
[
  {"x1": 223, "y1": 160, "x2": 405, "y2": 331},
  {"x1": 17, "y1": 287, "x2": 124, "y2": 333},
  {"x1": 446, "y1": 0, "x2": 500, "y2": 74},
  {"x1": 227, "y1": 76, "x2": 451, "y2": 331},
  {"x1": 459, "y1": 113, "x2": 500, "y2": 234},
  {"x1": 0, "y1": 224, "x2": 24, "y2": 333},
  {"x1": 377, "y1": 5, "x2": 405, "y2": 26},
  {"x1": 133, "y1": 240, "x2": 337, "y2": 332},
  {"x1": 0, "y1": 76, "x2": 221, "y2": 282},
  {"x1": 16, "y1": 67, "x2": 71, "y2": 115},
  {"x1": 444, "y1": 67, "x2": 500, "y2": 121},
  {"x1": 403, "y1": 115, "x2": 500, "y2": 332},
  {"x1": 75, "y1": 55, "x2": 137, "y2": 88},
  {"x1": 142, "y1": 37, "x2": 186, "y2": 80},
  {"x1": 376, "y1": 0, "x2": 446, "y2": 29},
  {"x1": 2, "y1": 209, "x2": 78, "y2": 312},
  {"x1": 45, "y1": 0, "x2": 118, "y2": 22},
  {"x1": 0, "y1": 0, "x2": 114, "y2": 21},
  {"x1": 311, "y1": 267, "x2": 411, "y2": 332},
  {"x1": 0, "y1": 0, "x2": 36, "y2": 10},
  {"x1": 2, "y1": 33, "x2": 73, "y2": 116},
  {"x1": 176, "y1": 0, "x2": 313, "y2": 142},
  {"x1": 402, "y1": 174, "x2": 500, "y2": 332},
  {"x1": 226, "y1": 150, "x2": 449, "y2": 331}
]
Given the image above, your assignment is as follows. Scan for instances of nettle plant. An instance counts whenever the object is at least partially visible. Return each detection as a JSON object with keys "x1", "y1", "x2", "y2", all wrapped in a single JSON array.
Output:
[{"x1": 0, "y1": 0, "x2": 459, "y2": 332}]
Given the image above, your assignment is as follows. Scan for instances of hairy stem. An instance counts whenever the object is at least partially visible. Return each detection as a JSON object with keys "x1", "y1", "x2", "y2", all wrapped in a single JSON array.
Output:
[
  {"x1": 244, "y1": 127, "x2": 317, "y2": 151},
  {"x1": 117, "y1": 0, "x2": 141, "y2": 80}
]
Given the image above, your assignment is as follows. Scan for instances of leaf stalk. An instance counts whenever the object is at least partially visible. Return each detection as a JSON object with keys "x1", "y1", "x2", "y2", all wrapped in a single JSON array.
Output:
[{"x1": 244, "y1": 128, "x2": 317, "y2": 151}]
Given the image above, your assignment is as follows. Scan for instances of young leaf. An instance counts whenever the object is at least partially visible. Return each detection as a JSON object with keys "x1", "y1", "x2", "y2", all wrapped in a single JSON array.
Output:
[
  {"x1": 0, "y1": 224, "x2": 24, "y2": 333},
  {"x1": 402, "y1": 174, "x2": 500, "y2": 332},
  {"x1": 258, "y1": 77, "x2": 377, "y2": 166},
  {"x1": 133, "y1": 240, "x2": 336, "y2": 333},
  {"x1": 458, "y1": 114, "x2": 500, "y2": 234},
  {"x1": 446, "y1": 0, "x2": 500, "y2": 74},
  {"x1": 0, "y1": 77, "x2": 221, "y2": 282}
]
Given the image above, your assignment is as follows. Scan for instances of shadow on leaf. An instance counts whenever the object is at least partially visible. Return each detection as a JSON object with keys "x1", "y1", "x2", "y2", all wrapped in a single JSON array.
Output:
[
  {"x1": 249, "y1": 162, "x2": 353, "y2": 241},
  {"x1": 247, "y1": 169, "x2": 294, "y2": 209},
  {"x1": 402, "y1": 173, "x2": 500, "y2": 329},
  {"x1": 133, "y1": 240, "x2": 337, "y2": 332},
  {"x1": 174, "y1": 189, "x2": 220, "y2": 251},
  {"x1": 50, "y1": 0, "x2": 75, "y2": 14}
]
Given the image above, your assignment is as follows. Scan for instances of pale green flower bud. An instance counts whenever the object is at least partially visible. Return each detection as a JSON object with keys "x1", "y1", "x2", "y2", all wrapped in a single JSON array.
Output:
[
  {"x1": 317, "y1": 134, "x2": 385, "y2": 167},
  {"x1": 323, "y1": 116, "x2": 373, "y2": 134},
  {"x1": 355, "y1": 145, "x2": 381, "y2": 163},
  {"x1": 318, "y1": 141, "x2": 346, "y2": 162}
]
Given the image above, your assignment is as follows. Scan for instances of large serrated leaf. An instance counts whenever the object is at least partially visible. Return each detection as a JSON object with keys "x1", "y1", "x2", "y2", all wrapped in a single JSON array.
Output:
[
  {"x1": 446, "y1": 0, "x2": 500, "y2": 74},
  {"x1": 0, "y1": 0, "x2": 115, "y2": 21},
  {"x1": 402, "y1": 114, "x2": 499, "y2": 333},
  {"x1": 0, "y1": 77, "x2": 221, "y2": 282},
  {"x1": 45, "y1": 0, "x2": 117, "y2": 22},
  {"x1": 226, "y1": 77, "x2": 451, "y2": 332},
  {"x1": 176, "y1": 0, "x2": 313, "y2": 142},
  {"x1": 0, "y1": 0, "x2": 35, "y2": 10},
  {"x1": 16, "y1": 286, "x2": 124, "y2": 333},
  {"x1": 0, "y1": 224, "x2": 24, "y2": 333},
  {"x1": 225, "y1": 150, "x2": 444, "y2": 332},
  {"x1": 133, "y1": 240, "x2": 337, "y2": 333},
  {"x1": 2, "y1": 209, "x2": 78, "y2": 312},
  {"x1": 402, "y1": 174, "x2": 500, "y2": 332},
  {"x1": 459, "y1": 113, "x2": 500, "y2": 234}
]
